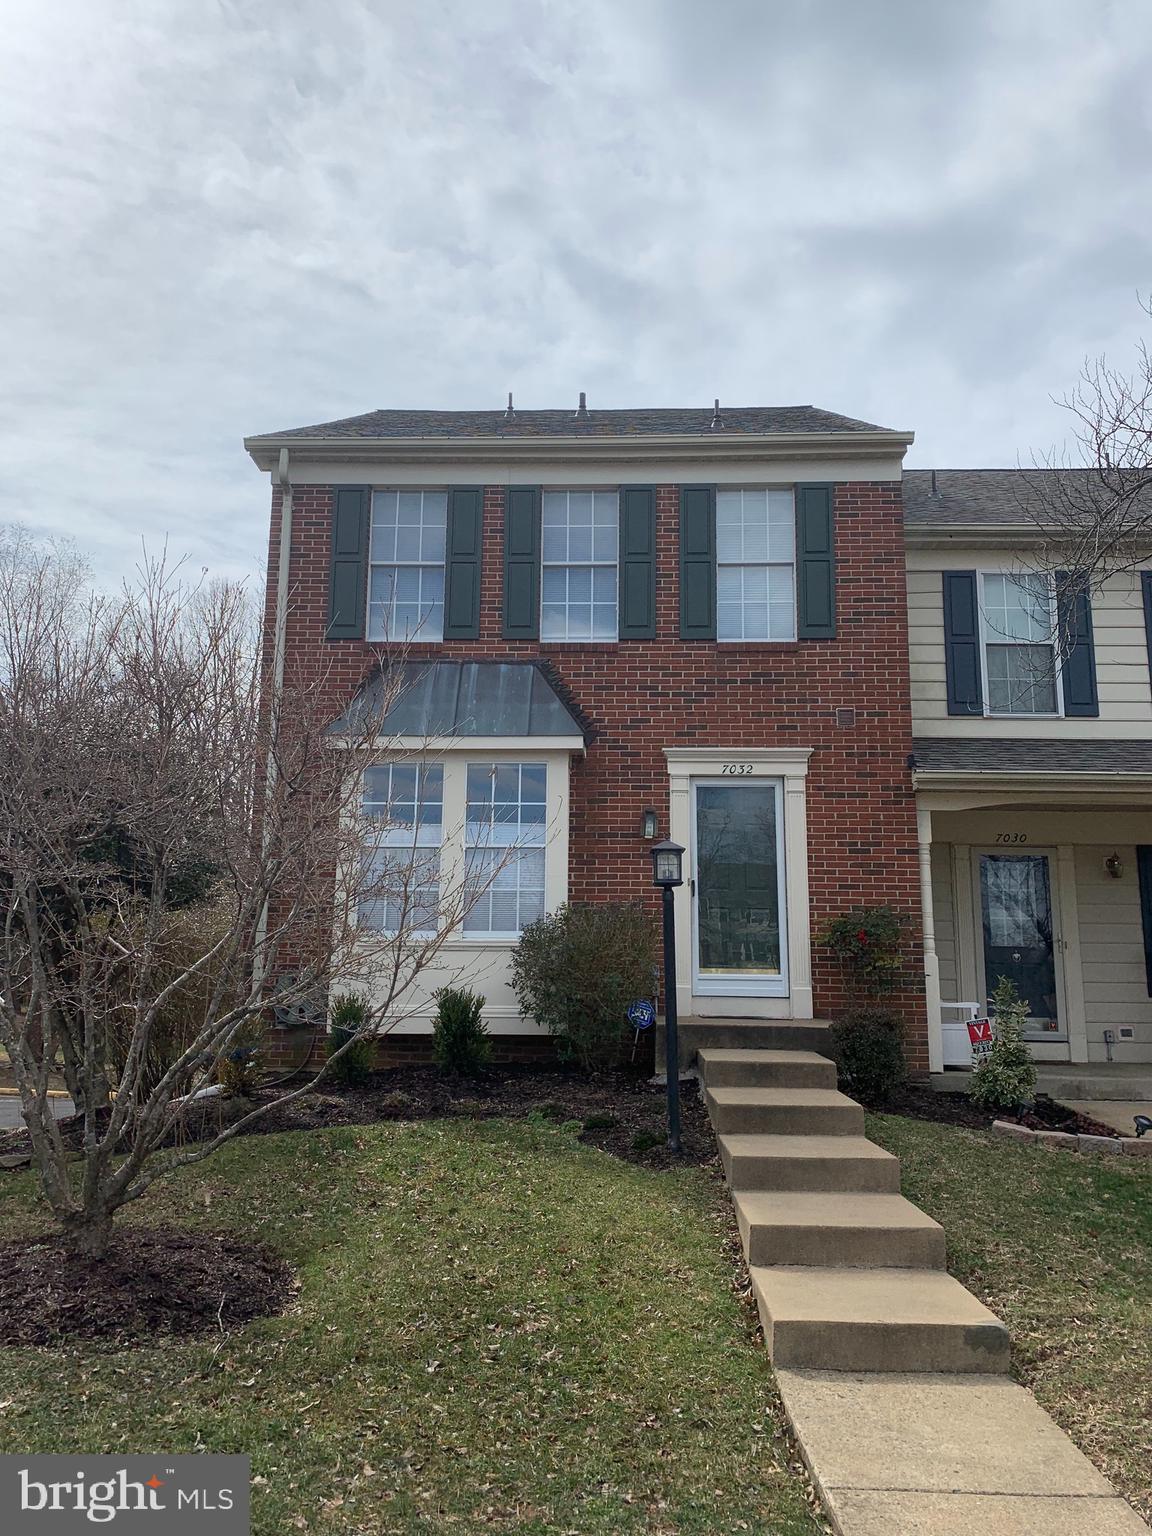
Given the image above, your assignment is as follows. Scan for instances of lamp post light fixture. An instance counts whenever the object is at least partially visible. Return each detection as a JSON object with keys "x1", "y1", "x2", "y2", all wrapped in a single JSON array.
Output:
[
  {"x1": 641, "y1": 807, "x2": 659, "y2": 841},
  {"x1": 650, "y1": 838, "x2": 685, "y2": 1153}
]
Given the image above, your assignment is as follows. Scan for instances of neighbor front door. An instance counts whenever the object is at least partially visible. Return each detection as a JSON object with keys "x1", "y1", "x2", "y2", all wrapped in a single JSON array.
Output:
[{"x1": 976, "y1": 850, "x2": 1066, "y2": 1042}]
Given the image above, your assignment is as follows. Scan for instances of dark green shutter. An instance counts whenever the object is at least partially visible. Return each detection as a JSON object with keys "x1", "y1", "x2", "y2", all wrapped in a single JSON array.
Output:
[
  {"x1": 1056, "y1": 570, "x2": 1099, "y2": 717},
  {"x1": 943, "y1": 570, "x2": 983, "y2": 715},
  {"x1": 1142, "y1": 572, "x2": 1152, "y2": 684},
  {"x1": 326, "y1": 486, "x2": 370, "y2": 640},
  {"x1": 443, "y1": 487, "x2": 483, "y2": 639},
  {"x1": 796, "y1": 482, "x2": 836, "y2": 638},
  {"x1": 679, "y1": 486, "x2": 715, "y2": 639},
  {"x1": 502, "y1": 486, "x2": 541, "y2": 640},
  {"x1": 1138, "y1": 847, "x2": 1152, "y2": 995},
  {"x1": 618, "y1": 486, "x2": 656, "y2": 639}
]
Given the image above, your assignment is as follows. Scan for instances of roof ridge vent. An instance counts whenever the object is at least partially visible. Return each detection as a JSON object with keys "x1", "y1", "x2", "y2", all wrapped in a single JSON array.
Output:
[
  {"x1": 574, "y1": 390, "x2": 588, "y2": 420},
  {"x1": 504, "y1": 392, "x2": 515, "y2": 421},
  {"x1": 710, "y1": 397, "x2": 724, "y2": 430}
]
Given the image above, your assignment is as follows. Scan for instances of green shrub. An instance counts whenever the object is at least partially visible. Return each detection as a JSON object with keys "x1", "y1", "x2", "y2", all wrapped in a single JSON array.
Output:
[
  {"x1": 817, "y1": 906, "x2": 909, "y2": 998},
  {"x1": 325, "y1": 990, "x2": 376, "y2": 1087},
  {"x1": 510, "y1": 901, "x2": 659, "y2": 1072},
  {"x1": 432, "y1": 986, "x2": 491, "y2": 1077},
  {"x1": 831, "y1": 1006, "x2": 906, "y2": 1104},
  {"x1": 582, "y1": 1113, "x2": 619, "y2": 1132},
  {"x1": 970, "y1": 977, "x2": 1037, "y2": 1113},
  {"x1": 631, "y1": 1129, "x2": 665, "y2": 1152}
]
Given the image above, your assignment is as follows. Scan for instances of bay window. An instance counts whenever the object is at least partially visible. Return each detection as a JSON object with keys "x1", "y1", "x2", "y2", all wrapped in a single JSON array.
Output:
[
  {"x1": 463, "y1": 763, "x2": 547, "y2": 936},
  {"x1": 359, "y1": 763, "x2": 444, "y2": 934}
]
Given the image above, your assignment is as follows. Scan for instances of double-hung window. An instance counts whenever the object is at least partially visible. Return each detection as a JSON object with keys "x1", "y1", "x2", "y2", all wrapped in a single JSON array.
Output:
[
  {"x1": 359, "y1": 763, "x2": 443, "y2": 933},
  {"x1": 463, "y1": 763, "x2": 547, "y2": 936},
  {"x1": 716, "y1": 489, "x2": 796, "y2": 641},
  {"x1": 981, "y1": 573, "x2": 1058, "y2": 715},
  {"x1": 541, "y1": 491, "x2": 618, "y2": 640},
  {"x1": 368, "y1": 490, "x2": 446, "y2": 641}
]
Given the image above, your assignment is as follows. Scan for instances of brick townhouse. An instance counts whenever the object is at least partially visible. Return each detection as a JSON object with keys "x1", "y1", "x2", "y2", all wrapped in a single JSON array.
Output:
[{"x1": 246, "y1": 404, "x2": 929, "y2": 1070}]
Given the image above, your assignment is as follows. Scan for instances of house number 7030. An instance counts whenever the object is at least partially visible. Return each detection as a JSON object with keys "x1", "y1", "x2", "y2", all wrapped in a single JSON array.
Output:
[
  {"x1": 994, "y1": 832, "x2": 1028, "y2": 844},
  {"x1": 721, "y1": 763, "x2": 754, "y2": 775}
]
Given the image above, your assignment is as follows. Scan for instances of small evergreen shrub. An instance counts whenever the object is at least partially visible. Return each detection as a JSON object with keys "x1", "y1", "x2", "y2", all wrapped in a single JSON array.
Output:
[
  {"x1": 818, "y1": 906, "x2": 909, "y2": 997},
  {"x1": 582, "y1": 1113, "x2": 619, "y2": 1132},
  {"x1": 217, "y1": 1043, "x2": 260, "y2": 1097},
  {"x1": 326, "y1": 990, "x2": 376, "y2": 1087},
  {"x1": 970, "y1": 977, "x2": 1037, "y2": 1113},
  {"x1": 831, "y1": 1006, "x2": 906, "y2": 1104},
  {"x1": 432, "y1": 986, "x2": 491, "y2": 1077},
  {"x1": 511, "y1": 901, "x2": 659, "y2": 1071},
  {"x1": 631, "y1": 1129, "x2": 665, "y2": 1153}
]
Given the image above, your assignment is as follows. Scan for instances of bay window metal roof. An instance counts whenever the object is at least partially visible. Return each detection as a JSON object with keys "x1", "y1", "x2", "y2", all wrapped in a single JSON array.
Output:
[{"x1": 327, "y1": 661, "x2": 587, "y2": 741}]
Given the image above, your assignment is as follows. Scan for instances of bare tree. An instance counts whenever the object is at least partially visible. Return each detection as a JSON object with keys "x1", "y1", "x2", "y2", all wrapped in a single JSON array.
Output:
[
  {"x1": 0, "y1": 534, "x2": 512, "y2": 1259},
  {"x1": 1024, "y1": 297, "x2": 1152, "y2": 595}
]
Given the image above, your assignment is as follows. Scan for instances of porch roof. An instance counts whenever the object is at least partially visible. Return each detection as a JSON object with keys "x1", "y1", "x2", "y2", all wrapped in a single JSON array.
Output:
[
  {"x1": 912, "y1": 737, "x2": 1152, "y2": 776},
  {"x1": 326, "y1": 661, "x2": 588, "y2": 744}
]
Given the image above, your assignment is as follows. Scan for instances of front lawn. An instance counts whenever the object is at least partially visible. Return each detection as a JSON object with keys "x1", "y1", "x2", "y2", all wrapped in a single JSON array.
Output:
[
  {"x1": 0, "y1": 1118, "x2": 820, "y2": 1535},
  {"x1": 867, "y1": 1113, "x2": 1152, "y2": 1523}
]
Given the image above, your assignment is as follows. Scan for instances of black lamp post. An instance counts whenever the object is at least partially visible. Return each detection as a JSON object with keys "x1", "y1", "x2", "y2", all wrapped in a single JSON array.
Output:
[{"x1": 650, "y1": 838, "x2": 684, "y2": 1154}]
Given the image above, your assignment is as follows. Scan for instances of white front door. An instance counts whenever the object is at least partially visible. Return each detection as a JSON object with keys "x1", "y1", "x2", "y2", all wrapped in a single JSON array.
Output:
[{"x1": 691, "y1": 777, "x2": 789, "y2": 997}]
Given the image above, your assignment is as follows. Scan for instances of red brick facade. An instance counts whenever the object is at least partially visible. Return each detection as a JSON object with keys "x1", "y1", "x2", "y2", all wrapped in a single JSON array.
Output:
[{"x1": 263, "y1": 478, "x2": 928, "y2": 1072}]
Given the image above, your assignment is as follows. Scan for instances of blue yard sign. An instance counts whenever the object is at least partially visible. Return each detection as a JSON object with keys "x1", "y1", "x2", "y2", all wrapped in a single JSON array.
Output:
[{"x1": 627, "y1": 999, "x2": 656, "y2": 1031}]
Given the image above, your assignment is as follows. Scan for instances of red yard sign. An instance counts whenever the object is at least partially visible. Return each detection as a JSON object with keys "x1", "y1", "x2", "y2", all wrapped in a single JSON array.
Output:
[{"x1": 966, "y1": 1017, "x2": 994, "y2": 1062}]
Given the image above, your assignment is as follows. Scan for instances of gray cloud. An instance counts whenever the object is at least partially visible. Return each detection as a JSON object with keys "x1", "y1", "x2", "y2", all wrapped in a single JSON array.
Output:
[{"x1": 2, "y1": 0, "x2": 1151, "y2": 581}]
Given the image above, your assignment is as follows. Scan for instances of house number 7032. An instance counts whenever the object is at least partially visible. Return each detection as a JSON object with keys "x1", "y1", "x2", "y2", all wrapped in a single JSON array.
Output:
[{"x1": 721, "y1": 763, "x2": 754, "y2": 775}]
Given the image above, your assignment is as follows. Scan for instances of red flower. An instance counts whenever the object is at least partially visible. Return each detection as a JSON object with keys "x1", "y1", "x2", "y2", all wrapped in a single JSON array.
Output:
[{"x1": 856, "y1": 929, "x2": 869, "y2": 943}]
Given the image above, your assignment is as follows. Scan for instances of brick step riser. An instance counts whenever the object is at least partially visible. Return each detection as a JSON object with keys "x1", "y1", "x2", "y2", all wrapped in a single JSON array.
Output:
[{"x1": 739, "y1": 1222, "x2": 947, "y2": 1270}]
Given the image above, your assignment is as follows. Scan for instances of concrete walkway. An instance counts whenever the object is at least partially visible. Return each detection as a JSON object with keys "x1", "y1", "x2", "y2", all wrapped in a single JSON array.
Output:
[{"x1": 688, "y1": 1020, "x2": 1149, "y2": 1535}]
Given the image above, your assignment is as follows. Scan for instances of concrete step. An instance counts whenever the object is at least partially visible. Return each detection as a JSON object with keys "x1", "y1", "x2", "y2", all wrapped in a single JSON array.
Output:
[
  {"x1": 751, "y1": 1266, "x2": 1011, "y2": 1374},
  {"x1": 719, "y1": 1133, "x2": 902, "y2": 1192},
  {"x1": 661, "y1": 1017, "x2": 832, "y2": 1067},
  {"x1": 735, "y1": 1190, "x2": 947, "y2": 1269},
  {"x1": 697, "y1": 1047, "x2": 836, "y2": 1090},
  {"x1": 705, "y1": 1085, "x2": 864, "y2": 1137}
]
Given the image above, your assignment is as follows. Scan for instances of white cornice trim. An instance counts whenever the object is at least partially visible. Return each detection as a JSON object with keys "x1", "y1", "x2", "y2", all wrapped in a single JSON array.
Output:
[
  {"x1": 914, "y1": 770, "x2": 1152, "y2": 793},
  {"x1": 245, "y1": 428, "x2": 913, "y2": 474}
]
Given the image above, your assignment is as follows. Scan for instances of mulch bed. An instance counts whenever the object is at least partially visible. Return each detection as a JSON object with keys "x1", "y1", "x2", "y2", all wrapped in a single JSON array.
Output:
[
  {"x1": 0, "y1": 1226, "x2": 293, "y2": 1347},
  {"x1": 247, "y1": 1063, "x2": 717, "y2": 1169},
  {"x1": 863, "y1": 1081, "x2": 1122, "y2": 1138}
]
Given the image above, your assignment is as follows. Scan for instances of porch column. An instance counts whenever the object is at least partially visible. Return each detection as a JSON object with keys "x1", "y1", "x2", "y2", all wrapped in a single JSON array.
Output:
[{"x1": 917, "y1": 803, "x2": 944, "y2": 1074}]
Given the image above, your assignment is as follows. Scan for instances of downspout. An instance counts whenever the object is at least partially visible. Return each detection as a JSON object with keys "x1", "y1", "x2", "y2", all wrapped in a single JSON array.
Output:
[{"x1": 252, "y1": 449, "x2": 293, "y2": 997}]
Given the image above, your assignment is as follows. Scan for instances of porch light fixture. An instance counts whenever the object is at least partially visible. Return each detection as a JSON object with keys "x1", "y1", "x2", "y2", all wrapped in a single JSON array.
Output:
[
  {"x1": 1105, "y1": 852, "x2": 1124, "y2": 880},
  {"x1": 650, "y1": 839, "x2": 684, "y2": 888},
  {"x1": 650, "y1": 839, "x2": 685, "y2": 1154},
  {"x1": 641, "y1": 807, "x2": 659, "y2": 841}
]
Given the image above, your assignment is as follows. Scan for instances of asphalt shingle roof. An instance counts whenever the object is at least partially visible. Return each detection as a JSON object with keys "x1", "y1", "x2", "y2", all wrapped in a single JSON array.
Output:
[
  {"x1": 249, "y1": 405, "x2": 892, "y2": 442},
  {"x1": 902, "y1": 468, "x2": 1102, "y2": 528},
  {"x1": 912, "y1": 737, "x2": 1152, "y2": 775}
]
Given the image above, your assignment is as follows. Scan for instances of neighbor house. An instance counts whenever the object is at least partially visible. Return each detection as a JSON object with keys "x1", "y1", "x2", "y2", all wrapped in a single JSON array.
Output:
[
  {"x1": 245, "y1": 405, "x2": 929, "y2": 1068},
  {"x1": 906, "y1": 470, "x2": 1152, "y2": 1070}
]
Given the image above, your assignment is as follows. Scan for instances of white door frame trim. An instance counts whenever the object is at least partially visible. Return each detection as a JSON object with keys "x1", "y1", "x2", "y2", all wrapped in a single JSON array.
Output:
[{"x1": 664, "y1": 748, "x2": 814, "y2": 1020}]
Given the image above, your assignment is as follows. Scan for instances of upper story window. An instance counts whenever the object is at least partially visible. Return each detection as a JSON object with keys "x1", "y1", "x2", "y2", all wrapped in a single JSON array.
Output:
[
  {"x1": 368, "y1": 490, "x2": 447, "y2": 642},
  {"x1": 716, "y1": 489, "x2": 796, "y2": 642},
  {"x1": 981, "y1": 573, "x2": 1059, "y2": 716},
  {"x1": 541, "y1": 490, "x2": 618, "y2": 640},
  {"x1": 359, "y1": 762, "x2": 444, "y2": 934}
]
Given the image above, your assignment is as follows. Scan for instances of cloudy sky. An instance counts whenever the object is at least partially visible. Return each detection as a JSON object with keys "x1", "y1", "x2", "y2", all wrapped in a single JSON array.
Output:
[{"x1": 3, "y1": 0, "x2": 1151, "y2": 583}]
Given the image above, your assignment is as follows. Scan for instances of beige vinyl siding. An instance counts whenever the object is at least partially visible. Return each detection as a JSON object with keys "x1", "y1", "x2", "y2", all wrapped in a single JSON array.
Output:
[
  {"x1": 1075, "y1": 846, "x2": 1152, "y2": 1043},
  {"x1": 906, "y1": 548, "x2": 1152, "y2": 737}
]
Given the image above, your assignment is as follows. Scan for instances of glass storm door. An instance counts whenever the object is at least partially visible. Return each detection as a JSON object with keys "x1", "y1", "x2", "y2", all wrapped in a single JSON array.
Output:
[
  {"x1": 692, "y1": 780, "x2": 787, "y2": 996},
  {"x1": 979, "y1": 852, "x2": 1062, "y2": 1037}
]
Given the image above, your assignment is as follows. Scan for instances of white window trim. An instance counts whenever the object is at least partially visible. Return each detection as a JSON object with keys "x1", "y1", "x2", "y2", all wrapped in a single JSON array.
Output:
[
  {"x1": 359, "y1": 763, "x2": 445, "y2": 938},
  {"x1": 366, "y1": 487, "x2": 448, "y2": 644},
  {"x1": 977, "y1": 570, "x2": 1064, "y2": 719},
  {"x1": 349, "y1": 748, "x2": 571, "y2": 950},
  {"x1": 539, "y1": 487, "x2": 620, "y2": 645},
  {"x1": 715, "y1": 486, "x2": 798, "y2": 644}
]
